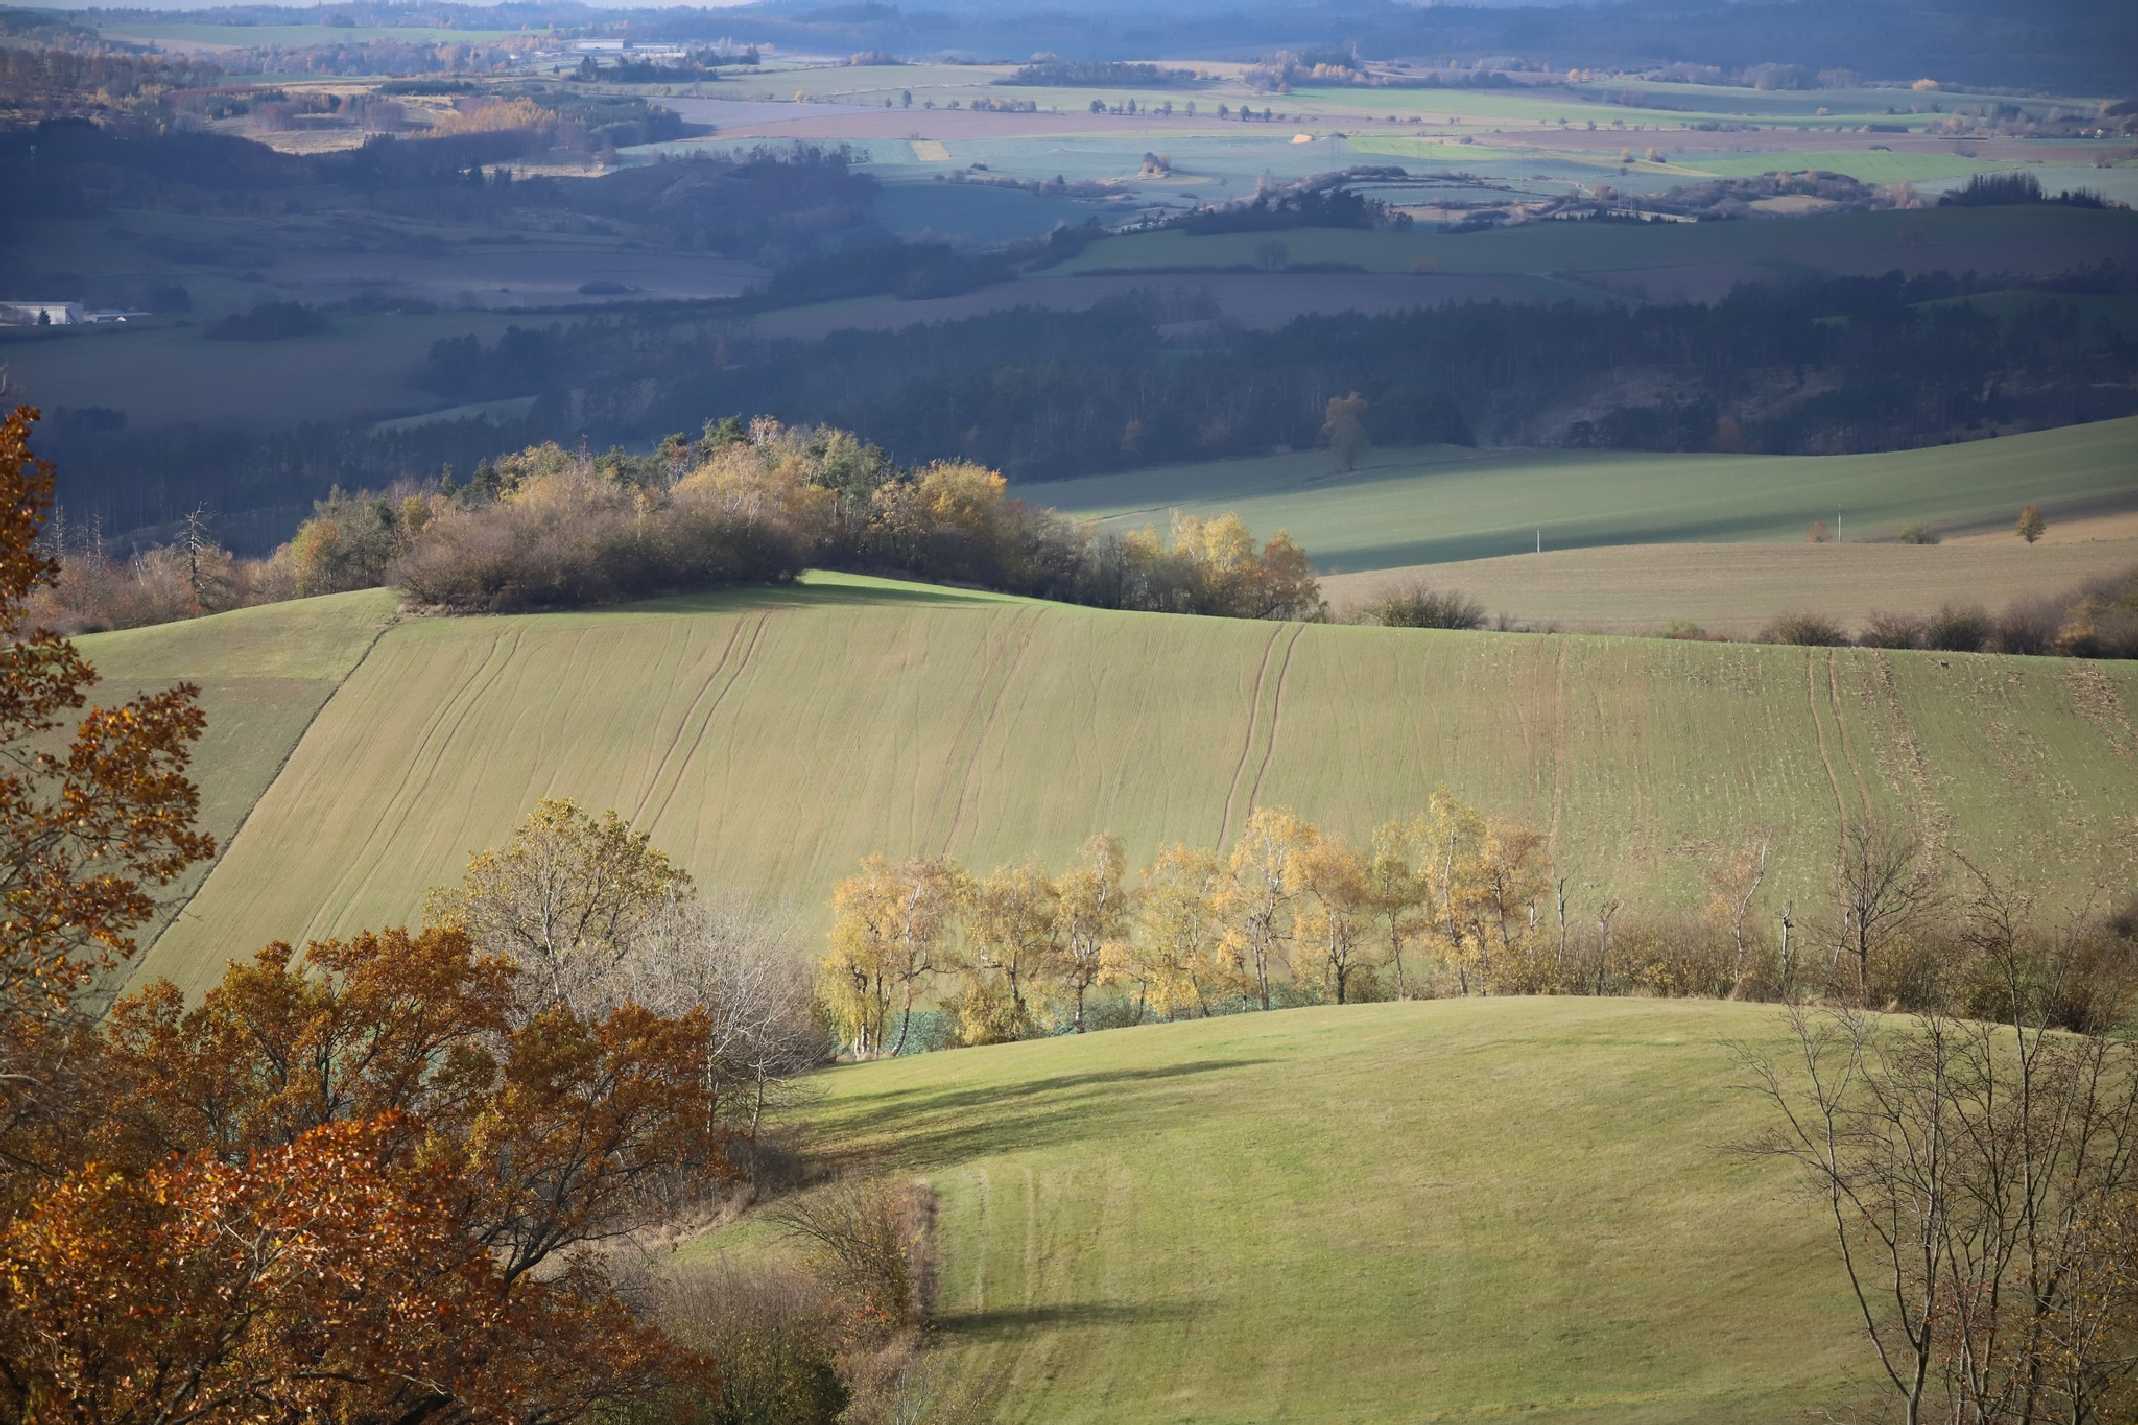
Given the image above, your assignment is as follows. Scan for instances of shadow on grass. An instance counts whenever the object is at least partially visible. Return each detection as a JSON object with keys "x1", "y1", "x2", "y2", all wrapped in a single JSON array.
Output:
[
  {"x1": 934, "y1": 1301, "x2": 1197, "y2": 1343},
  {"x1": 811, "y1": 1059, "x2": 1271, "y2": 1176},
  {"x1": 621, "y1": 580, "x2": 1016, "y2": 615}
]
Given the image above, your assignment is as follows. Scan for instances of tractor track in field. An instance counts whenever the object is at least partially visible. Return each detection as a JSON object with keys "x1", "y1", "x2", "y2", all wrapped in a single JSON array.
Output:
[
  {"x1": 1243, "y1": 623, "x2": 1305, "y2": 820},
  {"x1": 631, "y1": 617, "x2": 750, "y2": 825},
  {"x1": 1217, "y1": 624, "x2": 1286, "y2": 850},
  {"x1": 643, "y1": 612, "x2": 769, "y2": 834},
  {"x1": 310, "y1": 628, "x2": 520, "y2": 935},
  {"x1": 1826, "y1": 651, "x2": 1875, "y2": 821},
  {"x1": 146, "y1": 608, "x2": 402, "y2": 963},
  {"x1": 940, "y1": 607, "x2": 1044, "y2": 859},
  {"x1": 1806, "y1": 651, "x2": 1850, "y2": 847}
]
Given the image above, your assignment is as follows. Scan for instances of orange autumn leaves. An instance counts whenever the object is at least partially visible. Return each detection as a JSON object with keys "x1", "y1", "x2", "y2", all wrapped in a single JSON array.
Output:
[{"x1": 0, "y1": 409, "x2": 728, "y2": 1424}]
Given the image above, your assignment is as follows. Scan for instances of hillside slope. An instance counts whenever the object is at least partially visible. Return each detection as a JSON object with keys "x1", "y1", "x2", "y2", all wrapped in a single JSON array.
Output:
[
  {"x1": 98, "y1": 575, "x2": 2138, "y2": 998},
  {"x1": 73, "y1": 590, "x2": 400, "y2": 958},
  {"x1": 1048, "y1": 417, "x2": 2138, "y2": 573},
  {"x1": 704, "y1": 998, "x2": 1877, "y2": 1423}
]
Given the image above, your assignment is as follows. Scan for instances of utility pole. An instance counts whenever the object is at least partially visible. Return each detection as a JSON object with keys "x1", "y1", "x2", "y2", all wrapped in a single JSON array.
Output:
[{"x1": 1536, "y1": 528, "x2": 1541, "y2": 555}]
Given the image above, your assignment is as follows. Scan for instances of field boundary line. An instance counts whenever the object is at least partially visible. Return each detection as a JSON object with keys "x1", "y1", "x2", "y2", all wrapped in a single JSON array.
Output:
[
  {"x1": 1245, "y1": 623, "x2": 1306, "y2": 818},
  {"x1": 143, "y1": 607, "x2": 402, "y2": 964},
  {"x1": 1216, "y1": 624, "x2": 1285, "y2": 850}
]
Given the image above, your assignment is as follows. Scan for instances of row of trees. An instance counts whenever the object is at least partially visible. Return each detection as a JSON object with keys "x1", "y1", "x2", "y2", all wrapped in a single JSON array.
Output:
[
  {"x1": 37, "y1": 418, "x2": 1325, "y2": 625},
  {"x1": 821, "y1": 803, "x2": 2138, "y2": 1060}
]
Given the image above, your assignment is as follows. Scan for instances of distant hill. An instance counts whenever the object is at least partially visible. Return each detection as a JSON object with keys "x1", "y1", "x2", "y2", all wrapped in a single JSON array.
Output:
[{"x1": 85, "y1": 572, "x2": 2138, "y2": 1000}]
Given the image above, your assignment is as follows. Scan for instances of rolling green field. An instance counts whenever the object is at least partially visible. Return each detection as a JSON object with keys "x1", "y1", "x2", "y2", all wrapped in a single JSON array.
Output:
[
  {"x1": 701, "y1": 996, "x2": 1878, "y2": 1422},
  {"x1": 1047, "y1": 417, "x2": 2138, "y2": 571},
  {"x1": 74, "y1": 590, "x2": 400, "y2": 957},
  {"x1": 84, "y1": 573, "x2": 2138, "y2": 999}
]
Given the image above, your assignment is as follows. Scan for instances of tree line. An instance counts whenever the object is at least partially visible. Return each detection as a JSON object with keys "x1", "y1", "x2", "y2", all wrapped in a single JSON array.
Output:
[
  {"x1": 818, "y1": 799, "x2": 2138, "y2": 1061},
  {"x1": 31, "y1": 415, "x2": 1325, "y2": 625}
]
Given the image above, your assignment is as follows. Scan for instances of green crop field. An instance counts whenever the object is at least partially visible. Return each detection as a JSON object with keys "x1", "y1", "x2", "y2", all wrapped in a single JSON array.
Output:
[
  {"x1": 84, "y1": 573, "x2": 2138, "y2": 1000},
  {"x1": 1679, "y1": 149, "x2": 2025, "y2": 183},
  {"x1": 1046, "y1": 418, "x2": 2138, "y2": 571},
  {"x1": 696, "y1": 996, "x2": 1883, "y2": 1422},
  {"x1": 74, "y1": 590, "x2": 400, "y2": 957},
  {"x1": 1320, "y1": 538, "x2": 2138, "y2": 636}
]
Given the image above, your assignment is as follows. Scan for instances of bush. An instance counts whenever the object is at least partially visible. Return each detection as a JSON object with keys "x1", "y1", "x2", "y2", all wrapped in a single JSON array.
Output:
[
  {"x1": 1857, "y1": 610, "x2": 1925, "y2": 649},
  {"x1": 1360, "y1": 581, "x2": 1486, "y2": 630},
  {"x1": 1760, "y1": 610, "x2": 1849, "y2": 646},
  {"x1": 654, "y1": 1261, "x2": 850, "y2": 1425},
  {"x1": 1896, "y1": 522, "x2": 1941, "y2": 545},
  {"x1": 1923, "y1": 602, "x2": 1992, "y2": 653},
  {"x1": 204, "y1": 301, "x2": 329, "y2": 342},
  {"x1": 767, "y1": 1177, "x2": 928, "y2": 1330},
  {"x1": 1994, "y1": 598, "x2": 2062, "y2": 655}
]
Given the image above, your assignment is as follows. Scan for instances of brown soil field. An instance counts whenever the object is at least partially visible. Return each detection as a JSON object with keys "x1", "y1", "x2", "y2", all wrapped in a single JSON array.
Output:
[{"x1": 1320, "y1": 538, "x2": 2138, "y2": 636}]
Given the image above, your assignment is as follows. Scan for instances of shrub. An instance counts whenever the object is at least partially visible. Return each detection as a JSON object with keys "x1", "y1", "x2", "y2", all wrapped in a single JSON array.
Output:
[
  {"x1": 655, "y1": 1261, "x2": 850, "y2": 1425},
  {"x1": 1922, "y1": 602, "x2": 1992, "y2": 653},
  {"x1": 1857, "y1": 610, "x2": 1925, "y2": 649},
  {"x1": 767, "y1": 1177, "x2": 928, "y2": 1330},
  {"x1": 1896, "y1": 522, "x2": 1941, "y2": 545},
  {"x1": 1360, "y1": 581, "x2": 1486, "y2": 630},
  {"x1": 1759, "y1": 610, "x2": 1849, "y2": 646},
  {"x1": 1994, "y1": 598, "x2": 2062, "y2": 655},
  {"x1": 204, "y1": 301, "x2": 329, "y2": 342}
]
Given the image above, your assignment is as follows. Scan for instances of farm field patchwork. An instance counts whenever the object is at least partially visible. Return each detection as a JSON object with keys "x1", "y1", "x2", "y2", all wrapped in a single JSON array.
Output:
[
  {"x1": 1319, "y1": 538, "x2": 2138, "y2": 635},
  {"x1": 1046, "y1": 418, "x2": 2138, "y2": 571},
  {"x1": 699, "y1": 997, "x2": 1885, "y2": 1423},
  {"x1": 94, "y1": 574, "x2": 2138, "y2": 998}
]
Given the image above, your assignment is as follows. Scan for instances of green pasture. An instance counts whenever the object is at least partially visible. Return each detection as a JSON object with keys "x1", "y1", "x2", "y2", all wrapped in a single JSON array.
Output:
[
  {"x1": 101, "y1": 570, "x2": 2138, "y2": 998},
  {"x1": 707, "y1": 996, "x2": 1882, "y2": 1423},
  {"x1": 1047, "y1": 417, "x2": 2138, "y2": 570}
]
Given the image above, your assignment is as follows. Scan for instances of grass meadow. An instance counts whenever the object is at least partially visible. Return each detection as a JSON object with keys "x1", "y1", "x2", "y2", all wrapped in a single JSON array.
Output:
[
  {"x1": 94, "y1": 573, "x2": 2138, "y2": 998},
  {"x1": 698, "y1": 996, "x2": 1879, "y2": 1423},
  {"x1": 1047, "y1": 418, "x2": 2138, "y2": 570}
]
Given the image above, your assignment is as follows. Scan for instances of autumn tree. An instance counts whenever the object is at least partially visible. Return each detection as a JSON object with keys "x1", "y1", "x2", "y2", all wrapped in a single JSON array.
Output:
[
  {"x1": 1417, "y1": 792, "x2": 1488, "y2": 994},
  {"x1": 1289, "y1": 833, "x2": 1374, "y2": 1003},
  {"x1": 1115, "y1": 844, "x2": 1231, "y2": 1021},
  {"x1": 958, "y1": 861, "x2": 1060, "y2": 1044},
  {"x1": 1054, "y1": 833, "x2": 1129, "y2": 1033},
  {"x1": 2017, "y1": 503, "x2": 2048, "y2": 543},
  {"x1": 1322, "y1": 391, "x2": 1370, "y2": 472},
  {"x1": 424, "y1": 797, "x2": 693, "y2": 1021},
  {"x1": 1, "y1": 927, "x2": 725, "y2": 1423},
  {"x1": 821, "y1": 855, "x2": 962, "y2": 1058},
  {"x1": 1365, "y1": 817, "x2": 1429, "y2": 1000},
  {"x1": 1219, "y1": 807, "x2": 1318, "y2": 1010},
  {"x1": 0, "y1": 406, "x2": 213, "y2": 1188}
]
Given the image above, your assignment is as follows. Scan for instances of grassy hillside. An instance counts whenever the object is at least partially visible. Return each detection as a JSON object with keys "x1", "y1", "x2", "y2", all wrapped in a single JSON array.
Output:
[
  {"x1": 94, "y1": 575, "x2": 2138, "y2": 999},
  {"x1": 74, "y1": 590, "x2": 400, "y2": 957},
  {"x1": 701, "y1": 997, "x2": 1877, "y2": 1423},
  {"x1": 1321, "y1": 537, "x2": 2138, "y2": 635},
  {"x1": 1047, "y1": 418, "x2": 2138, "y2": 572}
]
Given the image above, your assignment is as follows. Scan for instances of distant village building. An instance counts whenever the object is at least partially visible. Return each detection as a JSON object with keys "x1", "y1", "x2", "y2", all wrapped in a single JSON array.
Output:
[{"x1": 1, "y1": 300, "x2": 83, "y2": 326}]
